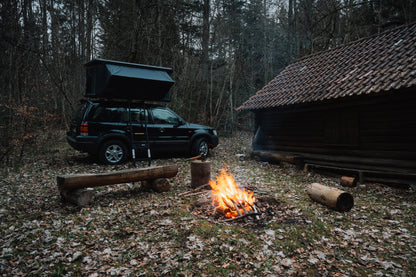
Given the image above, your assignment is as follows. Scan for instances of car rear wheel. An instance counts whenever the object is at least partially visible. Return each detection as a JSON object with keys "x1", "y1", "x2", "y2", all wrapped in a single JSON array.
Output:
[
  {"x1": 99, "y1": 140, "x2": 128, "y2": 165},
  {"x1": 192, "y1": 138, "x2": 209, "y2": 157}
]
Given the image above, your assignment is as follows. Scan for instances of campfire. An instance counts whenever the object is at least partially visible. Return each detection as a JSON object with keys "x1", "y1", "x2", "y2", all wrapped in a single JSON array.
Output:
[
  {"x1": 209, "y1": 168, "x2": 260, "y2": 221},
  {"x1": 186, "y1": 165, "x2": 308, "y2": 226}
]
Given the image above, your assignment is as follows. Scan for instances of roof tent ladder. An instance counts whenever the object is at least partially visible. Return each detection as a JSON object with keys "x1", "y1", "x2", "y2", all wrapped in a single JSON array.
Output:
[
  {"x1": 127, "y1": 100, "x2": 151, "y2": 167},
  {"x1": 144, "y1": 102, "x2": 151, "y2": 167}
]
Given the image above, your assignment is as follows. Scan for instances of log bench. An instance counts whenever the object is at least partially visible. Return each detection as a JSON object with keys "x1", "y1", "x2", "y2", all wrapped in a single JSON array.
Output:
[{"x1": 57, "y1": 165, "x2": 178, "y2": 207}]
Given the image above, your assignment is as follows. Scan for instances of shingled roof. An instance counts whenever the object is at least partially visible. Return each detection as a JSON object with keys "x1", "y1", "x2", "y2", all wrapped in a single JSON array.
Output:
[{"x1": 239, "y1": 23, "x2": 416, "y2": 111}]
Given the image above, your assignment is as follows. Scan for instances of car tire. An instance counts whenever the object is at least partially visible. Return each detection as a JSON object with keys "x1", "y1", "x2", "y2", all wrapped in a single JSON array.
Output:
[
  {"x1": 99, "y1": 140, "x2": 128, "y2": 165},
  {"x1": 192, "y1": 138, "x2": 209, "y2": 157}
]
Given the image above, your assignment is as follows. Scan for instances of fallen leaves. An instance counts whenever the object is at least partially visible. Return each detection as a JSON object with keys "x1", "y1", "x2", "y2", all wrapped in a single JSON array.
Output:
[{"x1": 0, "y1": 131, "x2": 415, "y2": 276}]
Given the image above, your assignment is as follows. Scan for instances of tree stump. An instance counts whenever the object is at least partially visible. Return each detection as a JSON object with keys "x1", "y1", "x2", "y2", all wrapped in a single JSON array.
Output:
[
  {"x1": 307, "y1": 183, "x2": 354, "y2": 212},
  {"x1": 191, "y1": 160, "x2": 211, "y2": 189},
  {"x1": 141, "y1": 178, "x2": 171, "y2": 193},
  {"x1": 59, "y1": 188, "x2": 95, "y2": 207},
  {"x1": 340, "y1": 176, "x2": 357, "y2": 187}
]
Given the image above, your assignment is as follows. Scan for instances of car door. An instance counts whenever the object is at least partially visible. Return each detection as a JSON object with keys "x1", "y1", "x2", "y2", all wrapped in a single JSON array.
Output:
[
  {"x1": 129, "y1": 107, "x2": 151, "y2": 156},
  {"x1": 148, "y1": 107, "x2": 190, "y2": 152}
]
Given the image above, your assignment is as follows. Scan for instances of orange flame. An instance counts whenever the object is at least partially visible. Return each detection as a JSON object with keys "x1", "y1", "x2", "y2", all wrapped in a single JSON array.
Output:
[{"x1": 209, "y1": 168, "x2": 255, "y2": 218}]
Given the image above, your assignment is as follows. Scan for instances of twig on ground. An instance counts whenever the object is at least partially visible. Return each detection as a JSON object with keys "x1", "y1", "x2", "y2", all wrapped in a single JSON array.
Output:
[{"x1": 179, "y1": 183, "x2": 211, "y2": 196}]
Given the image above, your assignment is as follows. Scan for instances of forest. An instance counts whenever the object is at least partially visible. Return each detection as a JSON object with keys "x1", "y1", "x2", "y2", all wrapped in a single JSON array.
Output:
[{"x1": 1, "y1": 0, "x2": 416, "y2": 165}]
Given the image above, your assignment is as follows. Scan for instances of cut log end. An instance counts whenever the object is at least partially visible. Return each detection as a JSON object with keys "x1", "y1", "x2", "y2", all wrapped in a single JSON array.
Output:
[
  {"x1": 340, "y1": 176, "x2": 357, "y2": 187},
  {"x1": 336, "y1": 192, "x2": 354, "y2": 212}
]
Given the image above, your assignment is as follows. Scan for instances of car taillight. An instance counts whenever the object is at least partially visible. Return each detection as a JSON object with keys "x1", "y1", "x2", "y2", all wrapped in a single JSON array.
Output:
[{"x1": 80, "y1": 123, "x2": 88, "y2": 136}]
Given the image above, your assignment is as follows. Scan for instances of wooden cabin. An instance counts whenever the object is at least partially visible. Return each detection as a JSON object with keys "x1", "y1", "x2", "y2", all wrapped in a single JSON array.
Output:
[{"x1": 238, "y1": 23, "x2": 416, "y2": 184}]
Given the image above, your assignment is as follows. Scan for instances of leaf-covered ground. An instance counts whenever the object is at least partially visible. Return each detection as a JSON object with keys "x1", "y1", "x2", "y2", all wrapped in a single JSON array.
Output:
[{"x1": 1, "y1": 131, "x2": 415, "y2": 276}]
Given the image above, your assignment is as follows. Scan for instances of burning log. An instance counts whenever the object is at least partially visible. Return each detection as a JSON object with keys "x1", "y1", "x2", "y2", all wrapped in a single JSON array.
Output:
[
  {"x1": 307, "y1": 183, "x2": 354, "y2": 212},
  {"x1": 191, "y1": 160, "x2": 211, "y2": 189},
  {"x1": 210, "y1": 168, "x2": 259, "y2": 220},
  {"x1": 222, "y1": 211, "x2": 261, "y2": 222}
]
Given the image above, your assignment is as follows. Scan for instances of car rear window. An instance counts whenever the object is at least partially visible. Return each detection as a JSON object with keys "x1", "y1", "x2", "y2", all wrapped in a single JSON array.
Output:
[{"x1": 72, "y1": 102, "x2": 89, "y2": 123}]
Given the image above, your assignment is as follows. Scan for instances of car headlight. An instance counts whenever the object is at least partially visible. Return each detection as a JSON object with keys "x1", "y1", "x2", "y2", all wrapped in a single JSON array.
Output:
[{"x1": 212, "y1": 129, "x2": 217, "y2": 136}]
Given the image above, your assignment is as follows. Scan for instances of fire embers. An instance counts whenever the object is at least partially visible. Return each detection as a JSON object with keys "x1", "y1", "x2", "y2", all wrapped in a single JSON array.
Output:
[{"x1": 209, "y1": 168, "x2": 259, "y2": 221}]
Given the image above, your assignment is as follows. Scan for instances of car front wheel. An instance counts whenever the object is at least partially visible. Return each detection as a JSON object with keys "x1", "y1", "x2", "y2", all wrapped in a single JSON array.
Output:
[
  {"x1": 192, "y1": 138, "x2": 209, "y2": 157},
  {"x1": 99, "y1": 140, "x2": 128, "y2": 165}
]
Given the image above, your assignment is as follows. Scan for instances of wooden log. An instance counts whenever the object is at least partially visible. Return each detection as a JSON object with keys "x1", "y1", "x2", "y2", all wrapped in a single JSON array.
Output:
[
  {"x1": 57, "y1": 165, "x2": 178, "y2": 190},
  {"x1": 340, "y1": 176, "x2": 357, "y2": 187},
  {"x1": 251, "y1": 150, "x2": 303, "y2": 166},
  {"x1": 141, "y1": 178, "x2": 171, "y2": 193},
  {"x1": 307, "y1": 183, "x2": 354, "y2": 212},
  {"x1": 59, "y1": 188, "x2": 95, "y2": 207},
  {"x1": 191, "y1": 160, "x2": 210, "y2": 189}
]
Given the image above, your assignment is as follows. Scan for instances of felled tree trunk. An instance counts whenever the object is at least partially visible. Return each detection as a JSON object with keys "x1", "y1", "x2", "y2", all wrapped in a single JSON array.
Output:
[
  {"x1": 57, "y1": 165, "x2": 178, "y2": 206},
  {"x1": 57, "y1": 165, "x2": 178, "y2": 190},
  {"x1": 191, "y1": 160, "x2": 211, "y2": 188},
  {"x1": 307, "y1": 183, "x2": 354, "y2": 212}
]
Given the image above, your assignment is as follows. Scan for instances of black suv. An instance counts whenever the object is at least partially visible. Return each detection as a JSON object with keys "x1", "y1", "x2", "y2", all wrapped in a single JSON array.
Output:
[{"x1": 67, "y1": 100, "x2": 219, "y2": 164}]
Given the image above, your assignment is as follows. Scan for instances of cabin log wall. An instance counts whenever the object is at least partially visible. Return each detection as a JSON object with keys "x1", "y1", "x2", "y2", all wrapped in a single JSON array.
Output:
[{"x1": 254, "y1": 90, "x2": 416, "y2": 171}]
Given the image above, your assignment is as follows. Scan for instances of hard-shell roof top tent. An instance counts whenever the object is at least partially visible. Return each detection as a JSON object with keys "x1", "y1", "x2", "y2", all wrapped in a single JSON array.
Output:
[{"x1": 85, "y1": 58, "x2": 174, "y2": 102}]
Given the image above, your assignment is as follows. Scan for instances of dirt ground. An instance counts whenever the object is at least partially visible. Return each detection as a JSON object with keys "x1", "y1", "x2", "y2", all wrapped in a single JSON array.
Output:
[{"x1": 1, "y1": 131, "x2": 415, "y2": 276}]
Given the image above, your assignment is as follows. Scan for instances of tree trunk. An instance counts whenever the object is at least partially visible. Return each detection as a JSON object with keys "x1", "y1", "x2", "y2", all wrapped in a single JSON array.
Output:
[{"x1": 307, "y1": 183, "x2": 354, "y2": 212}]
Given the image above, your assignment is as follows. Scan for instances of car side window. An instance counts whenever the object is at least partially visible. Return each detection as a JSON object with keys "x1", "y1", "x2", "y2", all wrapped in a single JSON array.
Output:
[
  {"x1": 90, "y1": 106, "x2": 124, "y2": 122},
  {"x1": 130, "y1": 108, "x2": 149, "y2": 124},
  {"x1": 152, "y1": 107, "x2": 179, "y2": 125}
]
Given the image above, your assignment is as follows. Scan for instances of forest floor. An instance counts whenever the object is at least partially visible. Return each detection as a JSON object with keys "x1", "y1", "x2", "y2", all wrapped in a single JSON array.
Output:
[{"x1": 1, "y1": 131, "x2": 416, "y2": 276}]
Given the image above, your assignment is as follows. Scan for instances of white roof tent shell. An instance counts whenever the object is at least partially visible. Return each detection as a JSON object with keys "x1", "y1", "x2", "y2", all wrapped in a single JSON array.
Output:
[{"x1": 85, "y1": 58, "x2": 174, "y2": 102}]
